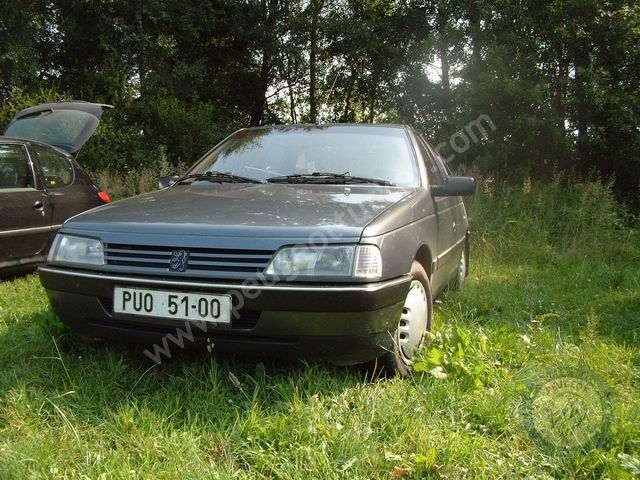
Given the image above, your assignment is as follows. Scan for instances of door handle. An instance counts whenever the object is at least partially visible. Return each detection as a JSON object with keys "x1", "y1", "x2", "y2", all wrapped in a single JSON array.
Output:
[{"x1": 33, "y1": 200, "x2": 44, "y2": 211}]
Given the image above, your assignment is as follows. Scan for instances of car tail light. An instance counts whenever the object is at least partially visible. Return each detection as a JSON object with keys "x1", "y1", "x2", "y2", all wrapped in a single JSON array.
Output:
[{"x1": 98, "y1": 191, "x2": 111, "y2": 203}]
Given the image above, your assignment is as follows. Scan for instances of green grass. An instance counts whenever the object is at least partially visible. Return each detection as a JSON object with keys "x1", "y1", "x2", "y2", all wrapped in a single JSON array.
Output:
[{"x1": 0, "y1": 179, "x2": 639, "y2": 479}]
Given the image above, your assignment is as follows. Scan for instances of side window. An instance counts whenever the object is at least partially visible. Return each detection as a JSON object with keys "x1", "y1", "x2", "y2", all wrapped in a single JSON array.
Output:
[
  {"x1": 416, "y1": 136, "x2": 444, "y2": 185},
  {"x1": 31, "y1": 146, "x2": 74, "y2": 189},
  {"x1": 425, "y1": 141, "x2": 451, "y2": 177},
  {"x1": 0, "y1": 144, "x2": 33, "y2": 189}
]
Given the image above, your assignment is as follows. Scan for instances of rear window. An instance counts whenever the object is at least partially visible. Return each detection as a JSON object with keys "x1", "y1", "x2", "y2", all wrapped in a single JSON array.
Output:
[
  {"x1": 191, "y1": 126, "x2": 420, "y2": 187},
  {"x1": 5, "y1": 110, "x2": 98, "y2": 152}
]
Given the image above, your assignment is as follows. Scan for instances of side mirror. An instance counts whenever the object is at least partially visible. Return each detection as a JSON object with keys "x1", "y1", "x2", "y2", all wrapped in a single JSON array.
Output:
[
  {"x1": 158, "y1": 175, "x2": 180, "y2": 189},
  {"x1": 431, "y1": 176, "x2": 476, "y2": 197}
]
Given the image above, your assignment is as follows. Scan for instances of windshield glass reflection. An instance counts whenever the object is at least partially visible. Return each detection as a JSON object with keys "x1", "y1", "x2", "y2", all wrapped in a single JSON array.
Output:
[{"x1": 190, "y1": 126, "x2": 419, "y2": 187}]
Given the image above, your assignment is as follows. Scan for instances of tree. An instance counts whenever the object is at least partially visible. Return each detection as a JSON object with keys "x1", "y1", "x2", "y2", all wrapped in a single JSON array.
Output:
[
  {"x1": 1, "y1": 0, "x2": 638, "y2": 202},
  {"x1": 0, "y1": 0, "x2": 48, "y2": 99}
]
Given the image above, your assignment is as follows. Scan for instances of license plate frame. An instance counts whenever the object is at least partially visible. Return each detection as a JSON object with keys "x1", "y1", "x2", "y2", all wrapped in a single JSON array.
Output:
[{"x1": 113, "y1": 286, "x2": 232, "y2": 324}]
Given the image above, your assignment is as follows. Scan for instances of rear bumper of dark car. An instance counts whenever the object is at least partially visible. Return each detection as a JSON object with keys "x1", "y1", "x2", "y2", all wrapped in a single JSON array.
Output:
[{"x1": 38, "y1": 266, "x2": 411, "y2": 364}]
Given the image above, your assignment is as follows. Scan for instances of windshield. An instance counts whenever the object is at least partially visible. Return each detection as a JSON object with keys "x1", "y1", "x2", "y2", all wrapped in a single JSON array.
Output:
[{"x1": 189, "y1": 126, "x2": 419, "y2": 187}]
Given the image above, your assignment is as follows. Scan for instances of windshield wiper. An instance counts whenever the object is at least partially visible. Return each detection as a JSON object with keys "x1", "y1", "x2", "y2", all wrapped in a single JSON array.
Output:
[
  {"x1": 266, "y1": 172, "x2": 395, "y2": 186},
  {"x1": 178, "y1": 171, "x2": 263, "y2": 184}
]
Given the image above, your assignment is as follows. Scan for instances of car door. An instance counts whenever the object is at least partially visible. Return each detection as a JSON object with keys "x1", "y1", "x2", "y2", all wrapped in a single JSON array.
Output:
[
  {"x1": 415, "y1": 135, "x2": 460, "y2": 277},
  {"x1": 433, "y1": 151, "x2": 468, "y2": 246},
  {"x1": 29, "y1": 144, "x2": 86, "y2": 227},
  {"x1": 425, "y1": 141, "x2": 467, "y2": 276},
  {"x1": 0, "y1": 143, "x2": 53, "y2": 268}
]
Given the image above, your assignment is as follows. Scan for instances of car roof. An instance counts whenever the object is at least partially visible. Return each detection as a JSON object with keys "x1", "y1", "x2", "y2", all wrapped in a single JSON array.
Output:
[
  {"x1": 0, "y1": 136, "x2": 73, "y2": 157},
  {"x1": 242, "y1": 123, "x2": 410, "y2": 131}
]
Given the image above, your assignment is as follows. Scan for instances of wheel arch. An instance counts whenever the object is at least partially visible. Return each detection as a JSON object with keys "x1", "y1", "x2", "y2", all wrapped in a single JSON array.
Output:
[{"x1": 414, "y1": 244, "x2": 433, "y2": 279}]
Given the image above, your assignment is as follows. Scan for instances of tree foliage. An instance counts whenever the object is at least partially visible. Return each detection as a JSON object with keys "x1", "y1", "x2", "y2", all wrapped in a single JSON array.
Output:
[{"x1": 0, "y1": 0, "x2": 638, "y2": 202}]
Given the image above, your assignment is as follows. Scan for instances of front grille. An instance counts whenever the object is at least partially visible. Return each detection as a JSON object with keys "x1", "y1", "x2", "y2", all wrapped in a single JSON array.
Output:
[{"x1": 103, "y1": 243, "x2": 274, "y2": 274}]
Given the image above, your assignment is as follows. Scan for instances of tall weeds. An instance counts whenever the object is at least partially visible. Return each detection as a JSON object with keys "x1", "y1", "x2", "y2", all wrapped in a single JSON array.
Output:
[
  {"x1": 90, "y1": 157, "x2": 189, "y2": 200},
  {"x1": 467, "y1": 174, "x2": 636, "y2": 261}
]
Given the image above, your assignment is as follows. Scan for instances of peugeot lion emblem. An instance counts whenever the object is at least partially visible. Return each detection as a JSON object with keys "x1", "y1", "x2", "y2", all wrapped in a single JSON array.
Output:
[{"x1": 169, "y1": 250, "x2": 190, "y2": 272}]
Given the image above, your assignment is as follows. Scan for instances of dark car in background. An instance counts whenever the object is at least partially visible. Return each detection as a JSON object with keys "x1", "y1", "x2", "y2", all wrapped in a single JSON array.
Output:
[
  {"x1": 39, "y1": 124, "x2": 475, "y2": 375},
  {"x1": 0, "y1": 102, "x2": 112, "y2": 276}
]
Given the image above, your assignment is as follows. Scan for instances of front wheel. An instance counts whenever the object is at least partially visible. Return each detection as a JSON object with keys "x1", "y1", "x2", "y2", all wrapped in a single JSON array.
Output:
[{"x1": 374, "y1": 261, "x2": 433, "y2": 377}]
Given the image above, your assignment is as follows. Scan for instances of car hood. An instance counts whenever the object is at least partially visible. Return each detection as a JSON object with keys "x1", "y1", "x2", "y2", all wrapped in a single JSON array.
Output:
[{"x1": 64, "y1": 183, "x2": 414, "y2": 240}]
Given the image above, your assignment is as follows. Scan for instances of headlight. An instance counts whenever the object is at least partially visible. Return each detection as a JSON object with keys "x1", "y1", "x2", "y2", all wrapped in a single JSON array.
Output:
[
  {"x1": 47, "y1": 234, "x2": 104, "y2": 266},
  {"x1": 265, "y1": 245, "x2": 381, "y2": 279}
]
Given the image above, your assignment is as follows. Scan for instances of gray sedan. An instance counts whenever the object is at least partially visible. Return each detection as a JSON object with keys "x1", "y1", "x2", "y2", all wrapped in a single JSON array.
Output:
[{"x1": 38, "y1": 124, "x2": 475, "y2": 376}]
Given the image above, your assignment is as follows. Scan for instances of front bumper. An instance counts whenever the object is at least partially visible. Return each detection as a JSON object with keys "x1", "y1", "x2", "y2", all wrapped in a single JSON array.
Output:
[{"x1": 38, "y1": 266, "x2": 411, "y2": 364}]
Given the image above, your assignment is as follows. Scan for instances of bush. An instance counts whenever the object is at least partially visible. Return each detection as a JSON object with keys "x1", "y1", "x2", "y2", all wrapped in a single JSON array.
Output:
[
  {"x1": 80, "y1": 95, "x2": 235, "y2": 172},
  {"x1": 0, "y1": 87, "x2": 71, "y2": 129}
]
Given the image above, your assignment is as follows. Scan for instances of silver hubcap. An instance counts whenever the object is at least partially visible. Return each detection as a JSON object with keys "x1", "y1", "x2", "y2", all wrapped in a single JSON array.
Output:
[{"x1": 398, "y1": 280, "x2": 428, "y2": 364}]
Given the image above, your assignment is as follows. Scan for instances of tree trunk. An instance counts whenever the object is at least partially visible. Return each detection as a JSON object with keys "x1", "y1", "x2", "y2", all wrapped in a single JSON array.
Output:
[
  {"x1": 341, "y1": 67, "x2": 356, "y2": 122},
  {"x1": 250, "y1": 0, "x2": 275, "y2": 126},
  {"x1": 368, "y1": 79, "x2": 377, "y2": 123},
  {"x1": 556, "y1": 57, "x2": 566, "y2": 135},
  {"x1": 309, "y1": 0, "x2": 322, "y2": 123},
  {"x1": 286, "y1": 55, "x2": 297, "y2": 123},
  {"x1": 467, "y1": 0, "x2": 482, "y2": 98},
  {"x1": 437, "y1": 1, "x2": 451, "y2": 124},
  {"x1": 464, "y1": 0, "x2": 482, "y2": 165},
  {"x1": 440, "y1": 44, "x2": 450, "y2": 97},
  {"x1": 250, "y1": 48, "x2": 271, "y2": 126},
  {"x1": 573, "y1": 41, "x2": 590, "y2": 173},
  {"x1": 137, "y1": 0, "x2": 146, "y2": 83}
]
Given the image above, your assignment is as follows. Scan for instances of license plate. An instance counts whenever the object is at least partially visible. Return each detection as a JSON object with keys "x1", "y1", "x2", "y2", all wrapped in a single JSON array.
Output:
[{"x1": 113, "y1": 287, "x2": 232, "y2": 324}]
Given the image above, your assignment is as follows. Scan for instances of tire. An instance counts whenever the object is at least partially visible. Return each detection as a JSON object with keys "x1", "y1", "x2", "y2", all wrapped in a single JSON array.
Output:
[{"x1": 372, "y1": 261, "x2": 433, "y2": 378}]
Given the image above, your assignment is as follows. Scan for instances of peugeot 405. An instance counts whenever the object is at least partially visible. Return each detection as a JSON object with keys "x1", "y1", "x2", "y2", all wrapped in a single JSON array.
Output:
[{"x1": 38, "y1": 125, "x2": 475, "y2": 375}]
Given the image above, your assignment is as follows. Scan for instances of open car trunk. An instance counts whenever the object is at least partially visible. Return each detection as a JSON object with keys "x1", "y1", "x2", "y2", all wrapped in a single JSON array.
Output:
[{"x1": 4, "y1": 101, "x2": 113, "y2": 156}]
